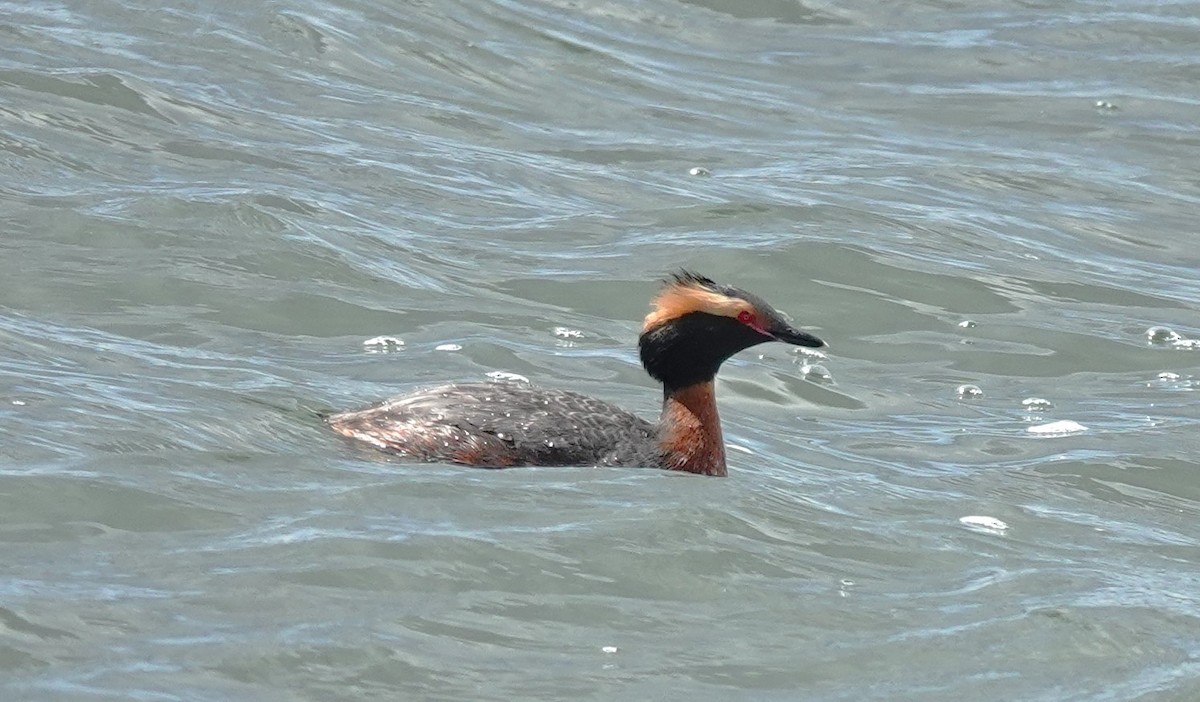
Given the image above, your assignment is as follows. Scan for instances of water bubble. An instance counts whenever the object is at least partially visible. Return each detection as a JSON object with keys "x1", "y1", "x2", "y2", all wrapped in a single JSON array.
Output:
[
  {"x1": 957, "y1": 320, "x2": 977, "y2": 329},
  {"x1": 1021, "y1": 397, "x2": 1054, "y2": 411},
  {"x1": 362, "y1": 335, "x2": 404, "y2": 353},
  {"x1": 793, "y1": 347, "x2": 828, "y2": 361},
  {"x1": 1157, "y1": 371, "x2": 1182, "y2": 381},
  {"x1": 959, "y1": 515, "x2": 1008, "y2": 534},
  {"x1": 553, "y1": 326, "x2": 584, "y2": 339},
  {"x1": 800, "y1": 363, "x2": 834, "y2": 384},
  {"x1": 1146, "y1": 326, "x2": 1182, "y2": 344},
  {"x1": 1171, "y1": 339, "x2": 1200, "y2": 350},
  {"x1": 1027, "y1": 420, "x2": 1087, "y2": 436},
  {"x1": 601, "y1": 646, "x2": 618, "y2": 654},
  {"x1": 11, "y1": 399, "x2": 27, "y2": 406},
  {"x1": 435, "y1": 343, "x2": 462, "y2": 352},
  {"x1": 487, "y1": 371, "x2": 529, "y2": 383},
  {"x1": 688, "y1": 166, "x2": 711, "y2": 177},
  {"x1": 1094, "y1": 100, "x2": 1117, "y2": 111},
  {"x1": 956, "y1": 384, "x2": 983, "y2": 399}
]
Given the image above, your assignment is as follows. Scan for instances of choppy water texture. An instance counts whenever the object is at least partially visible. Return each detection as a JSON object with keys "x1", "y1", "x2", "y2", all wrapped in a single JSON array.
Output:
[{"x1": 3, "y1": 1, "x2": 1199, "y2": 699}]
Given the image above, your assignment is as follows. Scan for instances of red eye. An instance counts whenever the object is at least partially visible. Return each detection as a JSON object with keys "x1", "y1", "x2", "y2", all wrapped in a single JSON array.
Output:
[{"x1": 737, "y1": 310, "x2": 755, "y2": 324}]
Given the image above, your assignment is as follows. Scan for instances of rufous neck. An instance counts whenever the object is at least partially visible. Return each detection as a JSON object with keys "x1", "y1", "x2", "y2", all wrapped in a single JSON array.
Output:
[{"x1": 657, "y1": 381, "x2": 727, "y2": 477}]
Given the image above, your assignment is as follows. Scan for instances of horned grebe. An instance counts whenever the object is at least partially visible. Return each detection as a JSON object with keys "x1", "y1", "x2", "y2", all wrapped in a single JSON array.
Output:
[{"x1": 326, "y1": 271, "x2": 825, "y2": 476}]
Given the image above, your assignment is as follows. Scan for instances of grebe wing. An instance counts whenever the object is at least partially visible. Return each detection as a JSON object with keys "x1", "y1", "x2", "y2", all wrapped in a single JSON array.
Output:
[{"x1": 327, "y1": 382, "x2": 658, "y2": 467}]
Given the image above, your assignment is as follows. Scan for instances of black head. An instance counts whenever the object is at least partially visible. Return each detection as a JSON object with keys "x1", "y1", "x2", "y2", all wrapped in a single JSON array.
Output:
[{"x1": 638, "y1": 271, "x2": 825, "y2": 392}]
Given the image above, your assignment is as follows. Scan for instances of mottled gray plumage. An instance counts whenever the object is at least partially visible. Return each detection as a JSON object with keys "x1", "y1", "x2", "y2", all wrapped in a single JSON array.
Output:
[{"x1": 327, "y1": 382, "x2": 662, "y2": 467}]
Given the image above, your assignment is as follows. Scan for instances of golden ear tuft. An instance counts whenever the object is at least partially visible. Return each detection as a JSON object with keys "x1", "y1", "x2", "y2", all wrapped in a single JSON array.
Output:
[{"x1": 642, "y1": 271, "x2": 751, "y2": 331}]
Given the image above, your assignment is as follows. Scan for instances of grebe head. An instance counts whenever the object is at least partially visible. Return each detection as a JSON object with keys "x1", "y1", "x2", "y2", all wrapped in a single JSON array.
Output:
[{"x1": 638, "y1": 270, "x2": 825, "y2": 392}]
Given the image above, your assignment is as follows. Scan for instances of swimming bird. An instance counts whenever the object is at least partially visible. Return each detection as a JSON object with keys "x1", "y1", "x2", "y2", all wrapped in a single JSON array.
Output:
[{"x1": 326, "y1": 271, "x2": 825, "y2": 476}]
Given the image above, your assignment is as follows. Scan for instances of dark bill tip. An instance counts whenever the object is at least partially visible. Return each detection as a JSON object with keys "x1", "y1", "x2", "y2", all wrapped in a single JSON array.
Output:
[{"x1": 771, "y1": 325, "x2": 826, "y2": 348}]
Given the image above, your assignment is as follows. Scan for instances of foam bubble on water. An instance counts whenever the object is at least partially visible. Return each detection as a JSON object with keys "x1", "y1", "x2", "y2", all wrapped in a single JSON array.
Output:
[
  {"x1": 688, "y1": 166, "x2": 711, "y2": 177},
  {"x1": 957, "y1": 320, "x2": 977, "y2": 329},
  {"x1": 1027, "y1": 420, "x2": 1087, "y2": 436},
  {"x1": 1150, "y1": 371, "x2": 1197, "y2": 391},
  {"x1": 362, "y1": 335, "x2": 404, "y2": 353},
  {"x1": 800, "y1": 363, "x2": 834, "y2": 384},
  {"x1": 959, "y1": 515, "x2": 1008, "y2": 534},
  {"x1": 1171, "y1": 339, "x2": 1200, "y2": 350},
  {"x1": 1021, "y1": 397, "x2": 1054, "y2": 411},
  {"x1": 553, "y1": 326, "x2": 584, "y2": 339},
  {"x1": 793, "y1": 347, "x2": 828, "y2": 361},
  {"x1": 601, "y1": 646, "x2": 618, "y2": 654},
  {"x1": 435, "y1": 343, "x2": 462, "y2": 352},
  {"x1": 1146, "y1": 326, "x2": 1182, "y2": 344},
  {"x1": 1094, "y1": 100, "x2": 1117, "y2": 111},
  {"x1": 11, "y1": 399, "x2": 27, "y2": 406},
  {"x1": 487, "y1": 371, "x2": 529, "y2": 383},
  {"x1": 956, "y1": 384, "x2": 983, "y2": 399}
]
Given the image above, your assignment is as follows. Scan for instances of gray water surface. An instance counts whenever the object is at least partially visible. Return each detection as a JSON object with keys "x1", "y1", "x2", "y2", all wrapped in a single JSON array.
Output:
[{"x1": 3, "y1": 1, "x2": 1199, "y2": 700}]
